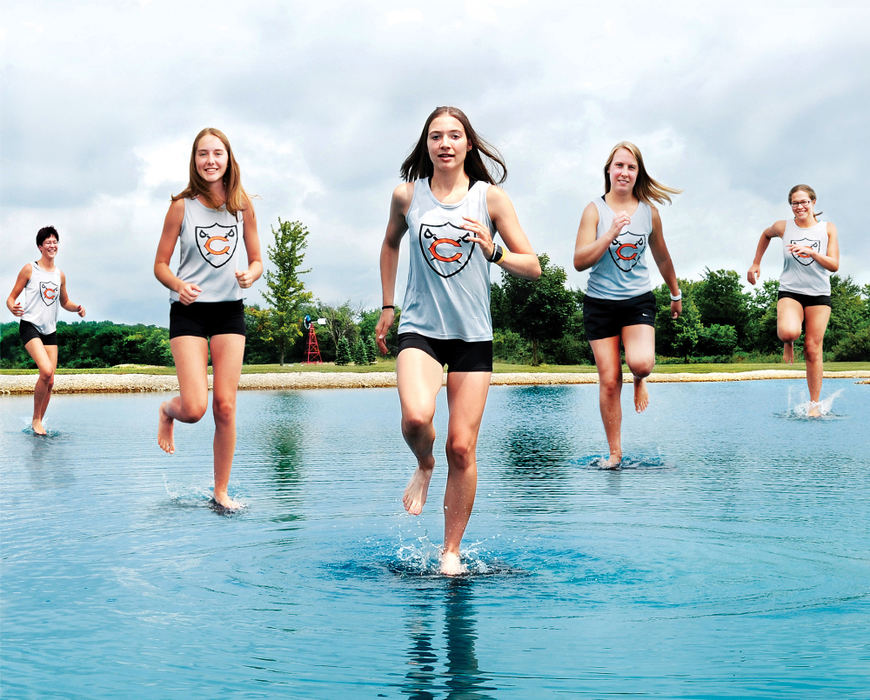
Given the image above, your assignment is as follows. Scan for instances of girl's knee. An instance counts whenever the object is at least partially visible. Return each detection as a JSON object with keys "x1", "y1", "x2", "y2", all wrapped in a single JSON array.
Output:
[
  {"x1": 777, "y1": 326, "x2": 801, "y2": 343},
  {"x1": 445, "y1": 435, "x2": 476, "y2": 468},
  {"x1": 178, "y1": 398, "x2": 208, "y2": 423},
  {"x1": 401, "y1": 409, "x2": 434, "y2": 436},
  {"x1": 627, "y1": 357, "x2": 654, "y2": 378},
  {"x1": 212, "y1": 396, "x2": 236, "y2": 424}
]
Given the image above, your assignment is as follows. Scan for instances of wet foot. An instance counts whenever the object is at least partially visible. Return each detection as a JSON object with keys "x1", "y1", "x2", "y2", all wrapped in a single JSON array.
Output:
[
  {"x1": 211, "y1": 493, "x2": 242, "y2": 511},
  {"x1": 403, "y1": 465, "x2": 434, "y2": 515},
  {"x1": 807, "y1": 401, "x2": 822, "y2": 418},
  {"x1": 634, "y1": 377, "x2": 649, "y2": 413},
  {"x1": 157, "y1": 402, "x2": 175, "y2": 454},
  {"x1": 603, "y1": 453, "x2": 622, "y2": 470},
  {"x1": 782, "y1": 341, "x2": 794, "y2": 364},
  {"x1": 31, "y1": 419, "x2": 47, "y2": 436},
  {"x1": 440, "y1": 550, "x2": 466, "y2": 576}
]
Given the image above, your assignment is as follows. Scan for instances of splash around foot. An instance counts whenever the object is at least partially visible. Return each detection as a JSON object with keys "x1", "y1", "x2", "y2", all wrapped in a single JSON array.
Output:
[
  {"x1": 157, "y1": 402, "x2": 175, "y2": 454},
  {"x1": 440, "y1": 550, "x2": 467, "y2": 576},
  {"x1": 31, "y1": 419, "x2": 47, "y2": 436}
]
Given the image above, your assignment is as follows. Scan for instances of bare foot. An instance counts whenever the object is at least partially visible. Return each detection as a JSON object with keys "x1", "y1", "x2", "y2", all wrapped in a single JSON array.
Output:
[
  {"x1": 634, "y1": 377, "x2": 649, "y2": 413},
  {"x1": 807, "y1": 401, "x2": 821, "y2": 418},
  {"x1": 403, "y1": 465, "x2": 434, "y2": 515},
  {"x1": 782, "y1": 341, "x2": 794, "y2": 364},
  {"x1": 31, "y1": 419, "x2": 47, "y2": 436},
  {"x1": 211, "y1": 492, "x2": 242, "y2": 511},
  {"x1": 440, "y1": 550, "x2": 466, "y2": 576},
  {"x1": 603, "y1": 453, "x2": 622, "y2": 470},
  {"x1": 157, "y1": 402, "x2": 175, "y2": 454}
]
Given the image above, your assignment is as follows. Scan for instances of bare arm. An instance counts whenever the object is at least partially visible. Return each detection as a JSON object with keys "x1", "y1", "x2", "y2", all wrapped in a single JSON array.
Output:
[
  {"x1": 573, "y1": 202, "x2": 630, "y2": 271},
  {"x1": 235, "y1": 203, "x2": 263, "y2": 289},
  {"x1": 6, "y1": 265, "x2": 31, "y2": 316},
  {"x1": 154, "y1": 199, "x2": 202, "y2": 305},
  {"x1": 474, "y1": 186, "x2": 540, "y2": 280},
  {"x1": 59, "y1": 271, "x2": 86, "y2": 317},
  {"x1": 375, "y1": 183, "x2": 413, "y2": 354},
  {"x1": 786, "y1": 221, "x2": 839, "y2": 273},
  {"x1": 747, "y1": 220, "x2": 785, "y2": 285},
  {"x1": 648, "y1": 207, "x2": 682, "y2": 318}
]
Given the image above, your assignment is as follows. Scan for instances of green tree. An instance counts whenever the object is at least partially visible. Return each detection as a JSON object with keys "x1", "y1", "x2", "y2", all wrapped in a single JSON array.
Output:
[
  {"x1": 335, "y1": 336, "x2": 352, "y2": 365},
  {"x1": 695, "y1": 268, "x2": 751, "y2": 347},
  {"x1": 318, "y1": 302, "x2": 359, "y2": 359},
  {"x1": 654, "y1": 282, "x2": 702, "y2": 359},
  {"x1": 493, "y1": 254, "x2": 576, "y2": 365},
  {"x1": 353, "y1": 339, "x2": 368, "y2": 365},
  {"x1": 261, "y1": 219, "x2": 313, "y2": 365}
]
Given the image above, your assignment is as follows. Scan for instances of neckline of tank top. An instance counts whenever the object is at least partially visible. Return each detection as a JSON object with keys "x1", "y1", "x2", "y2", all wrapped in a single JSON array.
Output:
[
  {"x1": 191, "y1": 196, "x2": 228, "y2": 213},
  {"x1": 791, "y1": 217, "x2": 825, "y2": 230},
  {"x1": 32, "y1": 260, "x2": 58, "y2": 272},
  {"x1": 599, "y1": 194, "x2": 642, "y2": 218},
  {"x1": 425, "y1": 177, "x2": 480, "y2": 207}
]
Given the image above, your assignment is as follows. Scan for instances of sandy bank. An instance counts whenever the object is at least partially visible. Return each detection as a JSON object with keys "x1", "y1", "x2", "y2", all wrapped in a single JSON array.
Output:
[{"x1": 1, "y1": 370, "x2": 869, "y2": 395}]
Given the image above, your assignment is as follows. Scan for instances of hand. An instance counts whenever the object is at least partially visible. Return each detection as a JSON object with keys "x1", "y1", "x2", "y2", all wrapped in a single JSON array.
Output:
[
  {"x1": 786, "y1": 244, "x2": 815, "y2": 261},
  {"x1": 177, "y1": 282, "x2": 202, "y2": 305},
  {"x1": 9, "y1": 301, "x2": 24, "y2": 317},
  {"x1": 461, "y1": 216, "x2": 495, "y2": 259},
  {"x1": 375, "y1": 308, "x2": 394, "y2": 355},
  {"x1": 607, "y1": 212, "x2": 632, "y2": 241},
  {"x1": 77, "y1": 305, "x2": 86, "y2": 318},
  {"x1": 747, "y1": 264, "x2": 760, "y2": 285},
  {"x1": 670, "y1": 299, "x2": 682, "y2": 319},
  {"x1": 235, "y1": 269, "x2": 255, "y2": 289}
]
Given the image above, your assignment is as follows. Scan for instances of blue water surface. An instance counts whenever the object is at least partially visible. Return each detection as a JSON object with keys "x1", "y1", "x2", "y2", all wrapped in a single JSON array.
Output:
[{"x1": 1, "y1": 379, "x2": 868, "y2": 698}]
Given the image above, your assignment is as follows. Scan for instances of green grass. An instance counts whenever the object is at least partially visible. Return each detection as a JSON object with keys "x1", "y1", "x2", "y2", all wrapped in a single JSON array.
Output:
[{"x1": 2, "y1": 360, "x2": 868, "y2": 376}]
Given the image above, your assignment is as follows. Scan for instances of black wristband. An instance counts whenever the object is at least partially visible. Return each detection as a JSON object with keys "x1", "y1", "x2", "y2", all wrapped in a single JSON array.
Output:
[{"x1": 382, "y1": 305, "x2": 395, "y2": 310}]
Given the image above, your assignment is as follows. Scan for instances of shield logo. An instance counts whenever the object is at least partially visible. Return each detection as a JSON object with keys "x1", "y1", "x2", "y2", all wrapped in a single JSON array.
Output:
[
  {"x1": 40, "y1": 281, "x2": 59, "y2": 306},
  {"x1": 418, "y1": 222, "x2": 475, "y2": 278},
  {"x1": 196, "y1": 223, "x2": 239, "y2": 268},
  {"x1": 789, "y1": 237, "x2": 819, "y2": 266},
  {"x1": 608, "y1": 231, "x2": 646, "y2": 272}
]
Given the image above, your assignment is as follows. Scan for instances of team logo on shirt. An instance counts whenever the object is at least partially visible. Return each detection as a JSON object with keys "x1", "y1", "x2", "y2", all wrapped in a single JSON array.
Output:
[
  {"x1": 608, "y1": 231, "x2": 646, "y2": 272},
  {"x1": 40, "y1": 281, "x2": 59, "y2": 306},
  {"x1": 196, "y1": 223, "x2": 238, "y2": 268},
  {"x1": 789, "y1": 237, "x2": 819, "y2": 266},
  {"x1": 419, "y1": 222, "x2": 475, "y2": 278}
]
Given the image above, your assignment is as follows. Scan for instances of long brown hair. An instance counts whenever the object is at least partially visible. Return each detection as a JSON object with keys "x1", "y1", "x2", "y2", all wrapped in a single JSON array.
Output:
[
  {"x1": 400, "y1": 106, "x2": 507, "y2": 185},
  {"x1": 603, "y1": 141, "x2": 681, "y2": 205},
  {"x1": 173, "y1": 127, "x2": 249, "y2": 216},
  {"x1": 788, "y1": 184, "x2": 823, "y2": 220}
]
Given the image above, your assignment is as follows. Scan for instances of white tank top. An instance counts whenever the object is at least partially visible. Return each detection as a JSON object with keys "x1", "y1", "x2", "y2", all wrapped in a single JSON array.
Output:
[
  {"x1": 586, "y1": 197, "x2": 653, "y2": 300},
  {"x1": 20, "y1": 262, "x2": 62, "y2": 334},
  {"x1": 170, "y1": 198, "x2": 244, "y2": 303},
  {"x1": 779, "y1": 218, "x2": 830, "y2": 296},
  {"x1": 398, "y1": 179, "x2": 495, "y2": 341}
]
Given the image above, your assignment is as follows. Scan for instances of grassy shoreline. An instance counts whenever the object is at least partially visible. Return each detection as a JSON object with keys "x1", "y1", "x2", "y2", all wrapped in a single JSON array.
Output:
[{"x1": 1, "y1": 360, "x2": 869, "y2": 376}]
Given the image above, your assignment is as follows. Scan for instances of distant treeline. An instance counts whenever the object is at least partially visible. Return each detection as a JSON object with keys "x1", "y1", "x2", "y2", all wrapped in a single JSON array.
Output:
[{"x1": 3, "y1": 267, "x2": 869, "y2": 369}]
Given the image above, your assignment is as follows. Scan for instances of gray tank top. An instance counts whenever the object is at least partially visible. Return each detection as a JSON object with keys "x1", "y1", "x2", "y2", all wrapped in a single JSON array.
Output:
[
  {"x1": 398, "y1": 179, "x2": 495, "y2": 341},
  {"x1": 586, "y1": 197, "x2": 653, "y2": 300},
  {"x1": 779, "y1": 218, "x2": 830, "y2": 296},
  {"x1": 170, "y1": 198, "x2": 244, "y2": 303},
  {"x1": 21, "y1": 262, "x2": 62, "y2": 334}
]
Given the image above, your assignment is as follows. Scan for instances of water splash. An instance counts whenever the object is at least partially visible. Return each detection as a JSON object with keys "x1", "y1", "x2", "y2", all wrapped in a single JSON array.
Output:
[
  {"x1": 161, "y1": 476, "x2": 246, "y2": 514},
  {"x1": 583, "y1": 454, "x2": 670, "y2": 470},
  {"x1": 786, "y1": 388, "x2": 843, "y2": 420}
]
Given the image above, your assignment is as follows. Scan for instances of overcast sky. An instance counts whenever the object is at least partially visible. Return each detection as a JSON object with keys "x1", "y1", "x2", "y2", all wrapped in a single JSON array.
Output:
[{"x1": 2, "y1": 1, "x2": 867, "y2": 327}]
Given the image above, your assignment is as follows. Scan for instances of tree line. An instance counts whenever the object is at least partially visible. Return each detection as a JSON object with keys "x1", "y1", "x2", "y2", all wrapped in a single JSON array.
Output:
[{"x1": 3, "y1": 219, "x2": 869, "y2": 368}]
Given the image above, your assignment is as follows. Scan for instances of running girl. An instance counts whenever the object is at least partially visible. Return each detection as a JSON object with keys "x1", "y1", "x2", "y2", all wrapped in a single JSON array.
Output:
[
  {"x1": 376, "y1": 106, "x2": 541, "y2": 575},
  {"x1": 747, "y1": 184, "x2": 839, "y2": 417},
  {"x1": 154, "y1": 128, "x2": 262, "y2": 510},
  {"x1": 573, "y1": 141, "x2": 682, "y2": 468},
  {"x1": 6, "y1": 226, "x2": 86, "y2": 435}
]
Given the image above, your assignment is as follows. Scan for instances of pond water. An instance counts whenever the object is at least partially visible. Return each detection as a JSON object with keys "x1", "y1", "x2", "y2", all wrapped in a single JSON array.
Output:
[{"x1": 1, "y1": 379, "x2": 868, "y2": 697}]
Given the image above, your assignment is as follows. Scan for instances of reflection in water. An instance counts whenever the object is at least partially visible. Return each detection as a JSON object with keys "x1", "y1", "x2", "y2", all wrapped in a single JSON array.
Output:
[
  {"x1": 26, "y1": 431, "x2": 74, "y2": 489},
  {"x1": 402, "y1": 580, "x2": 495, "y2": 699},
  {"x1": 262, "y1": 392, "x2": 307, "y2": 525}
]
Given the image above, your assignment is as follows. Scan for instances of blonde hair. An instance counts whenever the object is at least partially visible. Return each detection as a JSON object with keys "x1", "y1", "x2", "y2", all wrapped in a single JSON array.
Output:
[
  {"x1": 603, "y1": 141, "x2": 681, "y2": 205},
  {"x1": 173, "y1": 127, "x2": 249, "y2": 216}
]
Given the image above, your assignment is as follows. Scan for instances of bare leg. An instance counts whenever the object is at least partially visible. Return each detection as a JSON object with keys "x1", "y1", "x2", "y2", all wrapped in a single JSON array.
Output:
[
  {"x1": 24, "y1": 339, "x2": 57, "y2": 435},
  {"x1": 158, "y1": 336, "x2": 209, "y2": 454},
  {"x1": 623, "y1": 324, "x2": 655, "y2": 413},
  {"x1": 396, "y1": 349, "x2": 445, "y2": 515},
  {"x1": 590, "y1": 336, "x2": 623, "y2": 467},
  {"x1": 441, "y1": 370, "x2": 491, "y2": 575},
  {"x1": 777, "y1": 298, "x2": 803, "y2": 365},
  {"x1": 803, "y1": 305, "x2": 831, "y2": 416},
  {"x1": 209, "y1": 333, "x2": 245, "y2": 509}
]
